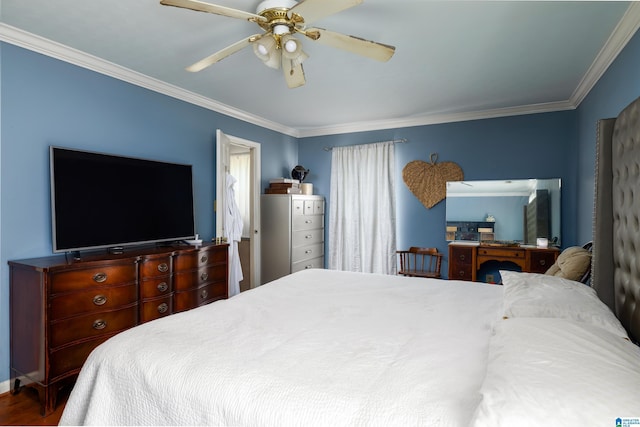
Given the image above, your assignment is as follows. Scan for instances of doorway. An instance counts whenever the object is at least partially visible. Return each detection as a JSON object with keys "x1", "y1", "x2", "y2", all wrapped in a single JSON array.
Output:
[{"x1": 216, "y1": 130, "x2": 261, "y2": 290}]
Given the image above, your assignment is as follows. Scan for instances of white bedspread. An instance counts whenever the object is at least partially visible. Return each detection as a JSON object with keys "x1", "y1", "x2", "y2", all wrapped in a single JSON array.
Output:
[{"x1": 60, "y1": 269, "x2": 503, "y2": 426}]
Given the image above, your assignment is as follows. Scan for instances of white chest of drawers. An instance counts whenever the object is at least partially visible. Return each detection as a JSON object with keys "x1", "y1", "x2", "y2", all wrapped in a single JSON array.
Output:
[{"x1": 261, "y1": 194, "x2": 325, "y2": 284}]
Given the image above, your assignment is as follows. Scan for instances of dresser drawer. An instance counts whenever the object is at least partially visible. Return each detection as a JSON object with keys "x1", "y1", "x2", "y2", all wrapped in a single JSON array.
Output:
[
  {"x1": 292, "y1": 243, "x2": 324, "y2": 263},
  {"x1": 312, "y1": 200, "x2": 324, "y2": 215},
  {"x1": 528, "y1": 250, "x2": 557, "y2": 273},
  {"x1": 292, "y1": 214, "x2": 323, "y2": 231},
  {"x1": 478, "y1": 247, "x2": 525, "y2": 259},
  {"x1": 51, "y1": 264, "x2": 136, "y2": 293},
  {"x1": 292, "y1": 229, "x2": 324, "y2": 248},
  {"x1": 50, "y1": 305, "x2": 138, "y2": 349},
  {"x1": 173, "y1": 264, "x2": 226, "y2": 291},
  {"x1": 174, "y1": 281, "x2": 227, "y2": 312},
  {"x1": 174, "y1": 246, "x2": 227, "y2": 271},
  {"x1": 139, "y1": 256, "x2": 171, "y2": 277},
  {"x1": 49, "y1": 335, "x2": 112, "y2": 381},
  {"x1": 292, "y1": 256, "x2": 324, "y2": 273},
  {"x1": 49, "y1": 283, "x2": 138, "y2": 320},
  {"x1": 450, "y1": 246, "x2": 474, "y2": 266},
  {"x1": 292, "y1": 199, "x2": 305, "y2": 215},
  {"x1": 140, "y1": 295, "x2": 173, "y2": 323},
  {"x1": 449, "y1": 264, "x2": 473, "y2": 281},
  {"x1": 140, "y1": 276, "x2": 172, "y2": 298}
]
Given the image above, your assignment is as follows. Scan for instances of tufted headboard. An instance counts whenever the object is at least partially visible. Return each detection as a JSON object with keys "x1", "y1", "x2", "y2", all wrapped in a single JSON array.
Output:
[{"x1": 592, "y1": 95, "x2": 640, "y2": 343}]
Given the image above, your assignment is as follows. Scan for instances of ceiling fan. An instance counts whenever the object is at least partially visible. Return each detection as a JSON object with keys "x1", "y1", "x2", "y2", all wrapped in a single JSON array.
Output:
[{"x1": 160, "y1": 0, "x2": 396, "y2": 88}]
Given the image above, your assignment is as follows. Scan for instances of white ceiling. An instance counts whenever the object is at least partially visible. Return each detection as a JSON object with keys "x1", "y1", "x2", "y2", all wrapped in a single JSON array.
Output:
[{"x1": 1, "y1": 1, "x2": 638, "y2": 137}]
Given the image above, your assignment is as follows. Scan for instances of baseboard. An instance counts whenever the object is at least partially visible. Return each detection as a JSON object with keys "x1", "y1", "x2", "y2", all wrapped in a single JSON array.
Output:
[{"x1": 0, "y1": 378, "x2": 11, "y2": 395}]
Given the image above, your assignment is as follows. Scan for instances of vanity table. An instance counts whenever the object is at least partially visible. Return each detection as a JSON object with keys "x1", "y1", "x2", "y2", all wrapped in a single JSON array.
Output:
[{"x1": 448, "y1": 242, "x2": 559, "y2": 282}]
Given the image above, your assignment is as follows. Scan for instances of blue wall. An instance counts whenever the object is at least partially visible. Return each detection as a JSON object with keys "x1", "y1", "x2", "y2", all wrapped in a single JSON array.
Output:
[
  {"x1": 2, "y1": 25, "x2": 640, "y2": 386},
  {"x1": 299, "y1": 112, "x2": 578, "y2": 274},
  {"x1": 299, "y1": 28, "x2": 640, "y2": 280},
  {"x1": 575, "y1": 29, "x2": 640, "y2": 244},
  {"x1": 0, "y1": 43, "x2": 297, "y2": 385}
]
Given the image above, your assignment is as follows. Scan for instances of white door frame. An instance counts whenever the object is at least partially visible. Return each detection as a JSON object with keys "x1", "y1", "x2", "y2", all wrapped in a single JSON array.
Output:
[{"x1": 216, "y1": 130, "x2": 261, "y2": 288}]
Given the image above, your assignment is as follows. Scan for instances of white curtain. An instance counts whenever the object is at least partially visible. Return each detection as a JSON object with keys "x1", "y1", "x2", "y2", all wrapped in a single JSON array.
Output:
[
  {"x1": 329, "y1": 141, "x2": 397, "y2": 274},
  {"x1": 230, "y1": 153, "x2": 251, "y2": 238}
]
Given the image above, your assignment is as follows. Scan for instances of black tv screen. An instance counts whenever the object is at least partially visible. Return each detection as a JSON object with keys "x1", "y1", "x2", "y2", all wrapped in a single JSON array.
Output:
[{"x1": 50, "y1": 146, "x2": 195, "y2": 253}]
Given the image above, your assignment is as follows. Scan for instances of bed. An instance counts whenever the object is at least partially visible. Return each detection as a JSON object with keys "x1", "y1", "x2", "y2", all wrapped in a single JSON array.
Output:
[{"x1": 60, "y1": 96, "x2": 640, "y2": 426}]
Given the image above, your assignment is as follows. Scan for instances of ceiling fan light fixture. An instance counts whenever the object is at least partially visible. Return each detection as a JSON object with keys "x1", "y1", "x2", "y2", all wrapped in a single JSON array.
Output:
[
  {"x1": 162, "y1": 0, "x2": 395, "y2": 89},
  {"x1": 253, "y1": 35, "x2": 281, "y2": 69},
  {"x1": 284, "y1": 38, "x2": 297, "y2": 53},
  {"x1": 273, "y1": 24, "x2": 291, "y2": 36},
  {"x1": 257, "y1": 44, "x2": 268, "y2": 56},
  {"x1": 281, "y1": 34, "x2": 303, "y2": 61}
]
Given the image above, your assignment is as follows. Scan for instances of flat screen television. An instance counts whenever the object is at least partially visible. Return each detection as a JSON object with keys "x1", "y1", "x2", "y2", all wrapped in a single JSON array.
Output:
[{"x1": 50, "y1": 146, "x2": 196, "y2": 254}]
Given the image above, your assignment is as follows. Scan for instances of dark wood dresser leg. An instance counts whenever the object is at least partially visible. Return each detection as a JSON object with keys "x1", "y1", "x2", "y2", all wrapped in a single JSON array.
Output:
[{"x1": 10, "y1": 377, "x2": 21, "y2": 395}]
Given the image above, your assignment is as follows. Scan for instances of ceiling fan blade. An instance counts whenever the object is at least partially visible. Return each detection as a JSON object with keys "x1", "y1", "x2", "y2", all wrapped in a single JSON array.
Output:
[
  {"x1": 186, "y1": 34, "x2": 262, "y2": 72},
  {"x1": 307, "y1": 27, "x2": 395, "y2": 62},
  {"x1": 282, "y1": 58, "x2": 306, "y2": 89},
  {"x1": 288, "y1": 0, "x2": 362, "y2": 26},
  {"x1": 160, "y1": 0, "x2": 266, "y2": 23}
]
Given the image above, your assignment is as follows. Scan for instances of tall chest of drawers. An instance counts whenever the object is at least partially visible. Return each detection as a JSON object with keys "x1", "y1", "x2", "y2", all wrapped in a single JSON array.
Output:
[
  {"x1": 261, "y1": 194, "x2": 325, "y2": 284},
  {"x1": 9, "y1": 242, "x2": 228, "y2": 416}
]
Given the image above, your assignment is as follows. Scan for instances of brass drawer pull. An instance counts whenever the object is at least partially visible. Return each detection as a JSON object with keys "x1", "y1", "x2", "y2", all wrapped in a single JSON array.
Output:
[
  {"x1": 459, "y1": 255, "x2": 466, "y2": 261},
  {"x1": 157, "y1": 303, "x2": 168, "y2": 314},
  {"x1": 92, "y1": 319, "x2": 107, "y2": 330},
  {"x1": 200, "y1": 289, "x2": 208, "y2": 299},
  {"x1": 157, "y1": 282, "x2": 168, "y2": 293},
  {"x1": 200, "y1": 255, "x2": 208, "y2": 264},
  {"x1": 157, "y1": 263, "x2": 169, "y2": 273},
  {"x1": 539, "y1": 259, "x2": 546, "y2": 266},
  {"x1": 92, "y1": 295, "x2": 107, "y2": 306},
  {"x1": 200, "y1": 272, "x2": 209, "y2": 281},
  {"x1": 93, "y1": 272, "x2": 107, "y2": 283}
]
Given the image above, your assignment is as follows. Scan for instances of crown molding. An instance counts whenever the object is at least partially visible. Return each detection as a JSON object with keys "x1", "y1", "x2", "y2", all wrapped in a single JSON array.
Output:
[
  {"x1": 570, "y1": 1, "x2": 640, "y2": 107},
  {"x1": 298, "y1": 2, "x2": 640, "y2": 138},
  {"x1": 0, "y1": 23, "x2": 299, "y2": 138},
  {"x1": 296, "y1": 101, "x2": 575, "y2": 138},
  {"x1": 2, "y1": 0, "x2": 638, "y2": 140}
]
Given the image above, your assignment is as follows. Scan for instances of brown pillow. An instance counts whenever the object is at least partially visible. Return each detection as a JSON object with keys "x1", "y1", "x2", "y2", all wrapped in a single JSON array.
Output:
[{"x1": 545, "y1": 246, "x2": 591, "y2": 282}]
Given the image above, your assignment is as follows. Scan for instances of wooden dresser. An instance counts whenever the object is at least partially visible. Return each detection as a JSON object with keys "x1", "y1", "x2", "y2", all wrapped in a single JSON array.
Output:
[
  {"x1": 448, "y1": 243, "x2": 559, "y2": 282},
  {"x1": 9, "y1": 242, "x2": 228, "y2": 416}
]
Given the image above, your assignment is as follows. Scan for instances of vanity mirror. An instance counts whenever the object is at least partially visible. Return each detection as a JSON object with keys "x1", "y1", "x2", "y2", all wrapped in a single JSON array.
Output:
[{"x1": 445, "y1": 179, "x2": 561, "y2": 246}]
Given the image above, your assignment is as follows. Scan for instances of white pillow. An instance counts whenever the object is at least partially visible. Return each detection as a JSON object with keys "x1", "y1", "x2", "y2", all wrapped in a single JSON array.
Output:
[
  {"x1": 471, "y1": 317, "x2": 640, "y2": 427},
  {"x1": 500, "y1": 270, "x2": 628, "y2": 338}
]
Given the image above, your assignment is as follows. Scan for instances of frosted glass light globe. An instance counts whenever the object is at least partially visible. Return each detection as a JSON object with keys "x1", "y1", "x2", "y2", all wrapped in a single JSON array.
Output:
[{"x1": 284, "y1": 39, "x2": 297, "y2": 53}]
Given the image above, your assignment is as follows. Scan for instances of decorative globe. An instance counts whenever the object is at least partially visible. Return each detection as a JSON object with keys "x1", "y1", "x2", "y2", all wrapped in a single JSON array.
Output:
[{"x1": 291, "y1": 165, "x2": 309, "y2": 182}]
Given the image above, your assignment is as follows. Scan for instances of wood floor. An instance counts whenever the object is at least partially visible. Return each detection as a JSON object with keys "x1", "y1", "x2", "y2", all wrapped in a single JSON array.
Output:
[{"x1": 0, "y1": 386, "x2": 66, "y2": 426}]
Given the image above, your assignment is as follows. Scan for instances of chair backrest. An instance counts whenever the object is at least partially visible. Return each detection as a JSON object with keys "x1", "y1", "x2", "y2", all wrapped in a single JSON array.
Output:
[{"x1": 396, "y1": 247, "x2": 443, "y2": 278}]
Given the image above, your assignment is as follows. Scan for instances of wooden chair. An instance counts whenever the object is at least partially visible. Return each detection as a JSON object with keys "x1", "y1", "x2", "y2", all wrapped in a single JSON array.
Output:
[{"x1": 396, "y1": 247, "x2": 443, "y2": 278}]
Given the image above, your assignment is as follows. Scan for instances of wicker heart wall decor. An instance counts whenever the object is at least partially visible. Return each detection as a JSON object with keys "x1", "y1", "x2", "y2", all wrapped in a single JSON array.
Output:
[{"x1": 402, "y1": 153, "x2": 464, "y2": 209}]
